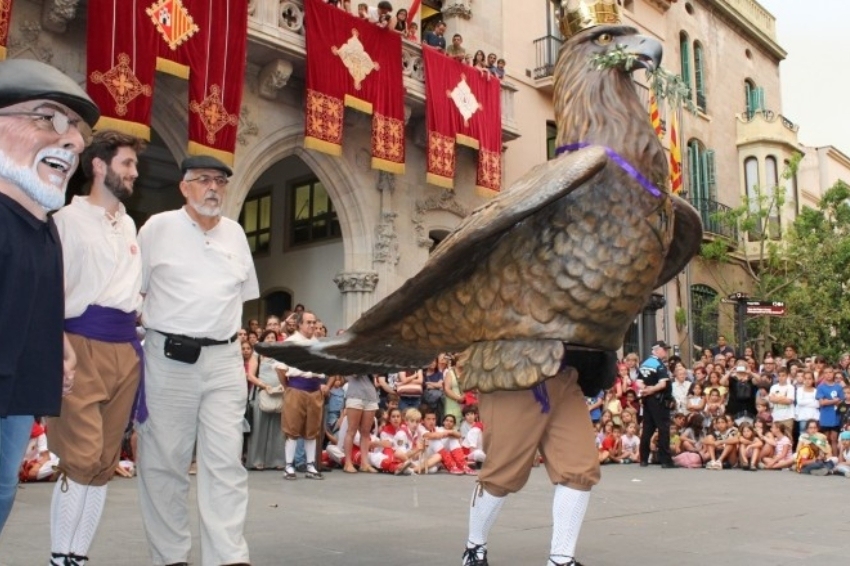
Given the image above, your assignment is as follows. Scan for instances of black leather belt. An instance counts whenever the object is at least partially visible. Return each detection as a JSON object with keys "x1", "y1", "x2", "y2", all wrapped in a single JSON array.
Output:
[{"x1": 158, "y1": 331, "x2": 239, "y2": 347}]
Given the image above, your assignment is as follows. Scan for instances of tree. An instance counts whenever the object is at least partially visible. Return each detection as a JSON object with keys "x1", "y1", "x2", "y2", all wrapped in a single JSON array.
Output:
[
  {"x1": 770, "y1": 180, "x2": 850, "y2": 360},
  {"x1": 697, "y1": 155, "x2": 802, "y2": 357}
]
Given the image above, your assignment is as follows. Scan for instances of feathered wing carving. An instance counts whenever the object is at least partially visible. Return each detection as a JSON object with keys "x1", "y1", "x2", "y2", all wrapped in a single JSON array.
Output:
[
  {"x1": 256, "y1": 146, "x2": 608, "y2": 372},
  {"x1": 257, "y1": 25, "x2": 704, "y2": 395}
]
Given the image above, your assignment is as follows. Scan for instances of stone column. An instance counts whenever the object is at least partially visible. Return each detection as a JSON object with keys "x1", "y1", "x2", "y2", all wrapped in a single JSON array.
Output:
[
  {"x1": 640, "y1": 292, "x2": 666, "y2": 357},
  {"x1": 334, "y1": 271, "x2": 379, "y2": 327}
]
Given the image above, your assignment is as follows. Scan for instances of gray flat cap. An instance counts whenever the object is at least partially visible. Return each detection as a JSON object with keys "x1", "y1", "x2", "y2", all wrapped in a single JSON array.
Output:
[
  {"x1": 0, "y1": 59, "x2": 100, "y2": 127},
  {"x1": 181, "y1": 155, "x2": 233, "y2": 177}
]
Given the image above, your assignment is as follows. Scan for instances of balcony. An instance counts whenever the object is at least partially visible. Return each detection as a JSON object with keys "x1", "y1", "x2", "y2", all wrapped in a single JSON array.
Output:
[
  {"x1": 689, "y1": 197, "x2": 739, "y2": 243},
  {"x1": 737, "y1": 108, "x2": 799, "y2": 152},
  {"x1": 247, "y1": 0, "x2": 519, "y2": 140},
  {"x1": 533, "y1": 34, "x2": 563, "y2": 88}
]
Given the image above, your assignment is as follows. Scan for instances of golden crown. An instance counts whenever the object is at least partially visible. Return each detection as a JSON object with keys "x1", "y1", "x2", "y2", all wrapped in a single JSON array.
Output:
[{"x1": 553, "y1": 0, "x2": 621, "y2": 40}]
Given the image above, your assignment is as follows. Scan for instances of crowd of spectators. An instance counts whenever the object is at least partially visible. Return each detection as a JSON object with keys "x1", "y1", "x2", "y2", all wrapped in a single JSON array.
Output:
[
  {"x1": 326, "y1": 0, "x2": 507, "y2": 79},
  {"x1": 592, "y1": 339, "x2": 850, "y2": 476},
  {"x1": 239, "y1": 306, "x2": 485, "y2": 477}
]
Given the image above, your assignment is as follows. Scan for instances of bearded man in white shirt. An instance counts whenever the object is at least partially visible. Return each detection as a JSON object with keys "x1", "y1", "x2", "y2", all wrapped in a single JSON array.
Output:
[
  {"x1": 136, "y1": 155, "x2": 259, "y2": 566},
  {"x1": 48, "y1": 130, "x2": 145, "y2": 566}
]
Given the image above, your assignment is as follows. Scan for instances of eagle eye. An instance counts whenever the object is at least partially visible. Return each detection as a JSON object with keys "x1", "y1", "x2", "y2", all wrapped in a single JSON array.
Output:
[{"x1": 595, "y1": 33, "x2": 614, "y2": 45}]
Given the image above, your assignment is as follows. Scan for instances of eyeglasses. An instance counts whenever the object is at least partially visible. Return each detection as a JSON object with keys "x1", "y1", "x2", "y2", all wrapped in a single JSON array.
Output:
[
  {"x1": 0, "y1": 110, "x2": 92, "y2": 142},
  {"x1": 186, "y1": 175, "x2": 229, "y2": 187}
]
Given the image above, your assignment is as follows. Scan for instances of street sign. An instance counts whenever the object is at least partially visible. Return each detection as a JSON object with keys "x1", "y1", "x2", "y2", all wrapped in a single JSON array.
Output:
[
  {"x1": 728, "y1": 292, "x2": 749, "y2": 301},
  {"x1": 745, "y1": 301, "x2": 786, "y2": 316}
]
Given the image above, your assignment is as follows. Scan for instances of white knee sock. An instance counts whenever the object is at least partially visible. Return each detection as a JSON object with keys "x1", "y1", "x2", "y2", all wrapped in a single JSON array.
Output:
[
  {"x1": 467, "y1": 484, "x2": 505, "y2": 548},
  {"x1": 304, "y1": 438, "x2": 317, "y2": 466},
  {"x1": 549, "y1": 485, "x2": 590, "y2": 565},
  {"x1": 50, "y1": 478, "x2": 88, "y2": 555},
  {"x1": 69, "y1": 484, "x2": 107, "y2": 557},
  {"x1": 284, "y1": 438, "x2": 297, "y2": 465}
]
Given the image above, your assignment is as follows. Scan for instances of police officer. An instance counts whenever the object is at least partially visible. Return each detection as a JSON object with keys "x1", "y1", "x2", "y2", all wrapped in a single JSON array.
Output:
[{"x1": 637, "y1": 340, "x2": 675, "y2": 468}]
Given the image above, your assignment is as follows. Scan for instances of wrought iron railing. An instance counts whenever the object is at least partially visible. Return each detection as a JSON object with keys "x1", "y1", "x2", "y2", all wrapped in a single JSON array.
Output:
[
  {"x1": 688, "y1": 196, "x2": 738, "y2": 242},
  {"x1": 533, "y1": 35, "x2": 562, "y2": 80}
]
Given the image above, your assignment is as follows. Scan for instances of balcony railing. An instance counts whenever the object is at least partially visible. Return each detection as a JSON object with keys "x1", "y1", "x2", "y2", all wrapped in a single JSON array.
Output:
[
  {"x1": 689, "y1": 197, "x2": 738, "y2": 242},
  {"x1": 740, "y1": 107, "x2": 799, "y2": 133},
  {"x1": 533, "y1": 35, "x2": 563, "y2": 80}
]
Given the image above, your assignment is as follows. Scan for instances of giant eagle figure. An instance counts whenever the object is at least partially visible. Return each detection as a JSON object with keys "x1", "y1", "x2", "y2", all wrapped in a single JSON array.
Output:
[{"x1": 258, "y1": 8, "x2": 703, "y2": 397}]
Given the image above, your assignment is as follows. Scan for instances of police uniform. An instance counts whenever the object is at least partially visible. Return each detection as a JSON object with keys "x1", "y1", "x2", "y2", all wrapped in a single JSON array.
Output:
[{"x1": 638, "y1": 341, "x2": 673, "y2": 466}]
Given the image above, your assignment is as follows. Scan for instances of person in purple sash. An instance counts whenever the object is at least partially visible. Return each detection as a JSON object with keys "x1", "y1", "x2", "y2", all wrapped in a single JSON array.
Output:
[
  {"x1": 47, "y1": 130, "x2": 146, "y2": 566},
  {"x1": 0, "y1": 59, "x2": 98, "y2": 537}
]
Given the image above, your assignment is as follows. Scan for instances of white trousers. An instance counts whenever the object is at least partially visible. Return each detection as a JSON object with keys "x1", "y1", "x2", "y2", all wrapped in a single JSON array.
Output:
[{"x1": 137, "y1": 331, "x2": 249, "y2": 566}]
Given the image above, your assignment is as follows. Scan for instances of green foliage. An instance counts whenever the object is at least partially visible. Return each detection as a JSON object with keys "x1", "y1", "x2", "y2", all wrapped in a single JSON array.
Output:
[{"x1": 590, "y1": 47, "x2": 697, "y2": 113}]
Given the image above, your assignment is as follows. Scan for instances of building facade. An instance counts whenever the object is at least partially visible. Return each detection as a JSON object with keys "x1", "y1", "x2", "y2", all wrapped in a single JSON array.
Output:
[{"x1": 8, "y1": 0, "x2": 847, "y2": 357}]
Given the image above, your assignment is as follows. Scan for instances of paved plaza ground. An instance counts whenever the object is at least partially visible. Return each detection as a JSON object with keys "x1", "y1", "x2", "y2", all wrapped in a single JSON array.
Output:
[{"x1": 1, "y1": 464, "x2": 847, "y2": 565}]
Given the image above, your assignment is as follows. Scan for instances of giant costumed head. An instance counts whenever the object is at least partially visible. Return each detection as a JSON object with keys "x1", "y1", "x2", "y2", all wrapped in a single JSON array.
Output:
[{"x1": 0, "y1": 59, "x2": 100, "y2": 211}]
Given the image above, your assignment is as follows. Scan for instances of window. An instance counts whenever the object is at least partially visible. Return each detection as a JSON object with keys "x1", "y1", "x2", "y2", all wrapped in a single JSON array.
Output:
[
  {"x1": 289, "y1": 177, "x2": 341, "y2": 246},
  {"x1": 239, "y1": 191, "x2": 272, "y2": 254},
  {"x1": 765, "y1": 156, "x2": 781, "y2": 239},
  {"x1": 745, "y1": 80, "x2": 764, "y2": 119},
  {"x1": 687, "y1": 139, "x2": 715, "y2": 201},
  {"x1": 693, "y1": 42, "x2": 707, "y2": 112},
  {"x1": 744, "y1": 156, "x2": 760, "y2": 241},
  {"x1": 784, "y1": 159, "x2": 798, "y2": 215},
  {"x1": 679, "y1": 32, "x2": 691, "y2": 101},
  {"x1": 546, "y1": 121, "x2": 557, "y2": 161},
  {"x1": 691, "y1": 284, "x2": 718, "y2": 354}
]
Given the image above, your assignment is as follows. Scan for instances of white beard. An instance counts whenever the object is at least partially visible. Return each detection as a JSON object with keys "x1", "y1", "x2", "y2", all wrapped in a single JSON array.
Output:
[
  {"x1": 0, "y1": 148, "x2": 77, "y2": 211},
  {"x1": 189, "y1": 193, "x2": 222, "y2": 217}
]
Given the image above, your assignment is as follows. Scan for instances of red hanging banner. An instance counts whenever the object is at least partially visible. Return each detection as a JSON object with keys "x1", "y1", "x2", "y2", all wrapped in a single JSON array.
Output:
[
  {"x1": 149, "y1": 0, "x2": 247, "y2": 165},
  {"x1": 423, "y1": 48, "x2": 502, "y2": 194},
  {"x1": 304, "y1": 0, "x2": 406, "y2": 174},
  {"x1": 86, "y1": 0, "x2": 157, "y2": 139},
  {"x1": 0, "y1": 0, "x2": 12, "y2": 60}
]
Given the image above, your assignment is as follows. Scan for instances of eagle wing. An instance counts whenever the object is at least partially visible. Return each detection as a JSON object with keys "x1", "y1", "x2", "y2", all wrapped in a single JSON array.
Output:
[
  {"x1": 653, "y1": 194, "x2": 704, "y2": 289},
  {"x1": 255, "y1": 146, "x2": 608, "y2": 373}
]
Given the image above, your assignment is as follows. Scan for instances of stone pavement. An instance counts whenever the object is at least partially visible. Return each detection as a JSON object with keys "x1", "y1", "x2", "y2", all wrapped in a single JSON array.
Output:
[{"x1": 1, "y1": 465, "x2": 848, "y2": 565}]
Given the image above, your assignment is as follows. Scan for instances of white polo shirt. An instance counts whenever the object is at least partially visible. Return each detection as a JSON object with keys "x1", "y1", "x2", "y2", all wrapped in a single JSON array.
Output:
[
  {"x1": 138, "y1": 207, "x2": 259, "y2": 340},
  {"x1": 54, "y1": 196, "x2": 143, "y2": 318}
]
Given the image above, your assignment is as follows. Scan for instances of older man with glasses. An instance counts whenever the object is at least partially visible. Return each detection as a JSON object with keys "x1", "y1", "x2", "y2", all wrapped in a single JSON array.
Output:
[
  {"x1": 136, "y1": 155, "x2": 258, "y2": 566},
  {"x1": 0, "y1": 59, "x2": 98, "y2": 536}
]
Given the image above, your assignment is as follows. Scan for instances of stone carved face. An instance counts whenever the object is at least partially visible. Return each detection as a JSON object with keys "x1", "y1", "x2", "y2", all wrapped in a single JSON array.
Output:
[{"x1": 0, "y1": 99, "x2": 86, "y2": 211}]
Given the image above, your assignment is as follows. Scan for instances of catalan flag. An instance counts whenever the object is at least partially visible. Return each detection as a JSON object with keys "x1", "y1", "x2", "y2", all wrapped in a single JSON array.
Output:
[
  {"x1": 669, "y1": 108, "x2": 683, "y2": 194},
  {"x1": 649, "y1": 90, "x2": 663, "y2": 141}
]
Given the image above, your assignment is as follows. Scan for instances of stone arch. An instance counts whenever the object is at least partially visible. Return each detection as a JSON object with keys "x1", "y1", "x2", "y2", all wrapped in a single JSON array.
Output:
[{"x1": 225, "y1": 127, "x2": 373, "y2": 274}]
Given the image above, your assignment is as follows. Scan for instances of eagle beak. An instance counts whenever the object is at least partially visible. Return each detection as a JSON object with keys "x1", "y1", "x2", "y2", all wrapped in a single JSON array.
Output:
[{"x1": 621, "y1": 34, "x2": 663, "y2": 73}]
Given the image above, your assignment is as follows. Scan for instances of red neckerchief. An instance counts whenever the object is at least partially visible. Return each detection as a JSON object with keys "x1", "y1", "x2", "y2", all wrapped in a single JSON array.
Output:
[{"x1": 381, "y1": 424, "x2": 398, "y2": 437}]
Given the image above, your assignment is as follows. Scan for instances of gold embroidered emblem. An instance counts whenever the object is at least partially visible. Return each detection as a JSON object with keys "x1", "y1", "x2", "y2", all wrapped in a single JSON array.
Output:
[
  {"x1": 428, "y1": 131, "x2": 456, "y2": 179},
  {"x1": 447, "y1": 74, "x2": 481, "y2": 126},
  {"x1": 189, "y1": 85, "x2": 239, "y2": 144},
  {"x1": 477, "y1": 148, "x2": 502, "y2": 192},
  {"x1": 90, "y1": 53, "x2": 153, "y2": 116},
  {"x1": 305, "y1": 89, "x2": 344, "y2": 146},
  {"x1": 147, "y1": 0, "x2": 199, "y2": 50},
  {"x1": 372, "y1": 113, "x2": 404, "y2": 163},
  {"x1": 331, "y1": 29, "x2": 380, "y2": 90}
]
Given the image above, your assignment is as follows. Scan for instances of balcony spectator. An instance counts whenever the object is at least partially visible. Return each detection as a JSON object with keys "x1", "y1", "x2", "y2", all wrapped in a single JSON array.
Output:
[
  {"x1": 406, "y1": 21, "x2": 419, "y2": 42},
  {"x1": 493, "y1": 58, "x2": 507, "y2": 79},
  {"x1": 446, "y1": 33, "x2": 467, "y2": 62},
  {"x1": 471, "y1": 50, "x2": 487, "y2": 71},
  {"x1": 375, "y1": 1, "x2": 396, "y2": 29},
  {"x1": 423, "y1": 21, "x2": 447, "y2": 52},
  {"x1": 394, "y1": 8, "x2": 409, "y2": 35},
  {"x1": 357, "y1": 2, "x2": 378, "y2": 22},
  {"x1": 486, "y1": 52, "x2": 497, "y2": 72}
]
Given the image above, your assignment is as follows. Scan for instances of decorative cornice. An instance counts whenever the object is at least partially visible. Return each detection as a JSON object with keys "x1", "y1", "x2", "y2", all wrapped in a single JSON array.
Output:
[
  {"x1": 412, "y1": 190, "x2": 470, "y2": 248},
  {"x1": 41, "y1": 0, "x2": 80, "y2": 34},
  {"x1": 334, "y1": 271, "x2": 379, "y2": 293},
  {"x1": 442, "y1": 1, "x2": 473, "y2": 20}
]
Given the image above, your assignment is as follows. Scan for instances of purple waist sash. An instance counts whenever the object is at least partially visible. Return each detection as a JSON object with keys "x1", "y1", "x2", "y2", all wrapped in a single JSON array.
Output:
[
  {"x1": 64, "y1": 305, "x2": 148, "y2": 423},
  {"x1": 288, "y1": 376, "x2": 322, "y2": 393}
]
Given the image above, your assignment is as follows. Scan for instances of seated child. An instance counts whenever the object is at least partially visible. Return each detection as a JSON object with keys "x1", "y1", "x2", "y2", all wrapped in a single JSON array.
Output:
[
  {"x1": 703, "y1": 416, "x2": 739, "y2": 470},
  {"x1": 19, "y1": 421, "x2": 60, "y2": 483},
  {"x1": 619, "y1": 422, "x2": 640, "y2": 464}
]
